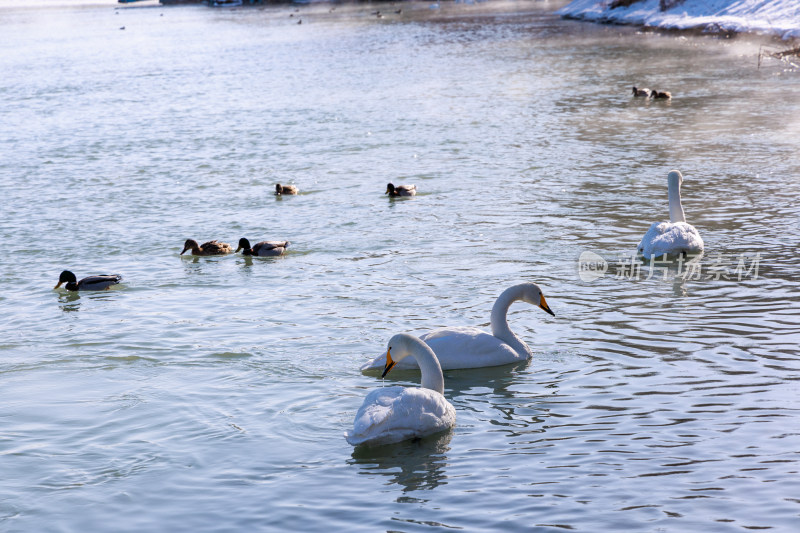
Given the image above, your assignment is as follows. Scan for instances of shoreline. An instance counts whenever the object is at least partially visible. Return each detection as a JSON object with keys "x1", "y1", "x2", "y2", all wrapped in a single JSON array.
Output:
[{"x1": 558, "y1": 0, "x2": 800, "y2": 42}]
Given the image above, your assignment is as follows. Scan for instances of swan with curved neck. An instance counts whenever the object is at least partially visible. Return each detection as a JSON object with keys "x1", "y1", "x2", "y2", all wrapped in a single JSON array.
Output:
[
  {"x1": 638, "y1": 170, "x2": 704, "y2": 258},
  {"x1": 360, "y1": 282, "x2": 554, "y2": 372},
  {"x1": 346, "y1": 334, "x2": 456, "y2": 447}
]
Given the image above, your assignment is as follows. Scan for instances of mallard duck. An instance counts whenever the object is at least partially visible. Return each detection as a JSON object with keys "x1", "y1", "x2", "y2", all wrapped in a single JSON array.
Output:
[
  {"x1": 180, "y1": 239, "x2": 232, "y2": 256},
  {"x1": 632, "y1": 86, "x2": 651, "y2": 97},
  {"x1": 651, "y1": 90, "x2": 672, "y2": 100},
  {"x1": 385, "y1": 182, "x2": 417, "y2": 197},
  {"x1": 235, "y1": 237, "x2": 289, "y2": 257},
  {"x1": 275, "y1": 183, "x2": 298, "y2": 195},
  {"x1": 54, "y1": 270, "x2": 122, "y2": 291},
  {"x1": 638, "y1": 170, "x2": 704, "y2": 258}
]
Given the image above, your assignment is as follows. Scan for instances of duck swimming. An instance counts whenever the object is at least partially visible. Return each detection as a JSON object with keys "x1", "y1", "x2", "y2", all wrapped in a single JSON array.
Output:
[
  {"x1": 638, "y1": 170, "x2": 704, "y2": 258},
  {"x1": 235, "y1": 237, "x2": 289, "y2": 257},
  {"x1": 385, "y1": 182, "x2": 417, "y2": 197},
  {"x1": 650, "y1": 90, "x2": 672, "y2": 100},
  {"x1": 346, "y1": 333, "x2": 456, "y2": 447},
  {"x1": 275, "y1": 183, "x2": 298, "y2": 195},
  {"x1": 54, "y1": 270, "x2": 122, "y2": 291},
  {"x1": 180, "y1": 239, "x2": 233, "y2": 256},
  {"x1": 632, "y1": 86, "x2": 651, "y2": 97}
]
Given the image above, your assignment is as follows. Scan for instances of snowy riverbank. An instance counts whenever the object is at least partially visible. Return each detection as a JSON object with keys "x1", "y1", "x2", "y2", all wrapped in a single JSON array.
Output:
[{"x1": 558, "y1": 0, "x2": 800, "y2": 40}]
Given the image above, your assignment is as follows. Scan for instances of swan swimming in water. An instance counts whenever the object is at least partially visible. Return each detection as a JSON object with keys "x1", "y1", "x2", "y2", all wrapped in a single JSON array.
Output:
[
  {"x1": 638, "y1": 170, "x2": 704, "y2": 258},
  {"x1": 360, "y1": 283, "x2": 554, "y2": 372},
  {"x1": 346, "y1": 333, "x2": 456, "y2": 447}
]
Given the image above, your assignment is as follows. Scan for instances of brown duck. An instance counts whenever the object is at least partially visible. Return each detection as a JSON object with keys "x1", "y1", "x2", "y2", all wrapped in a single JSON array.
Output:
[
  {"x1": 275, "y1": 183, "x2": 298, "y2": 195},
  {"x1": 180, "y1": 239, "x2": 233, "y2": 256}
]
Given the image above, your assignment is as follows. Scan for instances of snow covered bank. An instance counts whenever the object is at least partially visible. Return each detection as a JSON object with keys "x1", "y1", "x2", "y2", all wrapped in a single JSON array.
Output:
[{"x1": 558, "y1": 0, "x2": 800, "y2": 40}]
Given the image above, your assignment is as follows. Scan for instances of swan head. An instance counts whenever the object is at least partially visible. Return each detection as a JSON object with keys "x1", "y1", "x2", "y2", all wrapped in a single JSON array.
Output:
[
  {"x1": 380, "y1": 333, "x2": 421, "y2": 378},
  {"x1": 381, "y1": 333, "x2": 445, "y2": 393},
  {"x1": 180, "y1": 239, "x2": 199, "y2": 255},
  {"x1": 668, "y1": 170, "x2": 683, "y2": 188},
  {"x1": 235, "y1": 238, "x2": 251, "y2": 253},
  {"x1": 518, "y1": 282, "x2": 555, "y2": 317}
]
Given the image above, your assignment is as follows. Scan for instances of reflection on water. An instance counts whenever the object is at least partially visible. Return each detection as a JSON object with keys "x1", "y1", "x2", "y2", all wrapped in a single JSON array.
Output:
[
  {"x1": 57, "y1": 291, "x2": 81, "y2": 312},
  {"x1": 349, "y1": 431, "x2": 452, "y2": 493}
]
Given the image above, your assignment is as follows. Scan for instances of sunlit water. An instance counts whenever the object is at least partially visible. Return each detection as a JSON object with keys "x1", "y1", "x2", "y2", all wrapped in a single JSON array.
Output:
[{"x1": 1, "y1": 1, "x2": 799, "y2": 531}]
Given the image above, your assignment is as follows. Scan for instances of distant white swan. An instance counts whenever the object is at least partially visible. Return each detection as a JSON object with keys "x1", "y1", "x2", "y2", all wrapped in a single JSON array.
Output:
[
  {"x1": 346, "y1": 333, "x2": 456, "y2": 447},
  {"x1": 360, "y1": 283, "x2": 554, "y2": 372},
  {"x1": 638, "y1": 170, "x2": 704, "y2": 258}
]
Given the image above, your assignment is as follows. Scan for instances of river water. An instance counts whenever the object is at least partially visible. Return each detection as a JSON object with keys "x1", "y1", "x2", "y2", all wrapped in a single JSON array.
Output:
[{"x1": 1, "y1": 1, "x2": 799, "y2": 531}]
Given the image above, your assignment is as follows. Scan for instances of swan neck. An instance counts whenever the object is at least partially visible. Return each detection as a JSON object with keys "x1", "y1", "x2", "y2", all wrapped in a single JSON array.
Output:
[
  {"x1": 489, "y1": 286, "x2": 530, "y2": 357},
  {"x1": 414, "y1": 348, "x2": 444, "y2": 394},
  {"x1": 400, "y1": 337, "x2": 444, "y2": 394},
  {"x1": 668, "y1": 176, "x2": 686, "y2": 223}
]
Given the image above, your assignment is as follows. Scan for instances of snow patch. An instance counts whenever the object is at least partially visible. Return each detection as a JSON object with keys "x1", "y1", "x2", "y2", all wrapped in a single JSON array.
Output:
[{"x1": 558, "y1": 0, "x2": 800, "y2": 40}]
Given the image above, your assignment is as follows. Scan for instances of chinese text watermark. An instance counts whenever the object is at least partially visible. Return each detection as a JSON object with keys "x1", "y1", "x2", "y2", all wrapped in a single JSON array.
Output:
[{"x1": 578, "y1": 251, "x2": 762, "y2": 282}]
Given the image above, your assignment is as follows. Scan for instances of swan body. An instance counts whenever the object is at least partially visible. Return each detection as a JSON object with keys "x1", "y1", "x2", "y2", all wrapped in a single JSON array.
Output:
[
  {"x1": 638, "y1": 170, "x2": 704, "y2": 258},
  {"x1": 275, "y1": 183, "x2": 298, "y2": 195},
  {"x1": 632, "y1": 86, "x2": 651, "y2": 97},
  {"x1": 361, "y1": 283, "x2": 554, "y2": 371},
  {"x1": 180, "y1": 239, "x2": 232, "y2": 256},
  {"x1": 54, "y1": 270, "x2": 122, "y2": 291},
  {"x1": 346, "y1": 334, "x2": 455, "y2": 447},
  {"x1": 386, "y1": 182, "x2": 416, "y2": 197},
  {"x1": 236, "y1": 237, "x2": 289, "y2": 257}
]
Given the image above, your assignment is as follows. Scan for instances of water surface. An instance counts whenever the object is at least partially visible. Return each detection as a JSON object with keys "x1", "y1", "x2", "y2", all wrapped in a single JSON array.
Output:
[{"x1": 1, "y1": 1, "x2": 799, "y2": 531}]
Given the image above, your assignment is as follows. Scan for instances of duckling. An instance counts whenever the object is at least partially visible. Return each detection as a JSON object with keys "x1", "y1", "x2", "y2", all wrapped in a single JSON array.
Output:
[
  {"x1": 275, "y1": 183, "x2": 298, "y2": 195},
  {"x1": 386, "y1": 182, "x2": 417, "y2": 197},
  {"x1": 54, "y1": 270, "x2": 122, "y2": 291},
  {"x1": 632, "y1": 86, "x2": 651, "y2": 98},
  {"x1": 651, "y1": 90, "x2": 672, "y2": 100},
  {"x1": 180, "y1": 239, "x2": 232, "y2": 256},
  {"x1": 235, "y1": 238, "x2": 290, "y2": 257}
]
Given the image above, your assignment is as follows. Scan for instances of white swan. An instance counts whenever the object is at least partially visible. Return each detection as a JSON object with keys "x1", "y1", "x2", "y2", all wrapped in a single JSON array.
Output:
[
  {"x1": 346, "y1": 334, "x2": 456, "y2": 447},
  {"x1": 360, "y1": 283, "x2": 554, "y2": 371},
  {"x1": 638, "y1": 170, "x2": 704, "y2": 258}
]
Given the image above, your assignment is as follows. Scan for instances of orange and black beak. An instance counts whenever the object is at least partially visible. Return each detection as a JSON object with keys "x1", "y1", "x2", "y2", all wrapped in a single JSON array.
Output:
[
  {"x1": 539, "y1": 293, "x2": 555, "y2": 316},
  {"x1": 381, "y1": 347, "x2": 396, "y2": 378},
  {"x1": 54, "y1": 281, "x2": 64, "y2": 289},
  {"x1": 180, "y1": 247, "x2": 189, "y2": 255}
]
